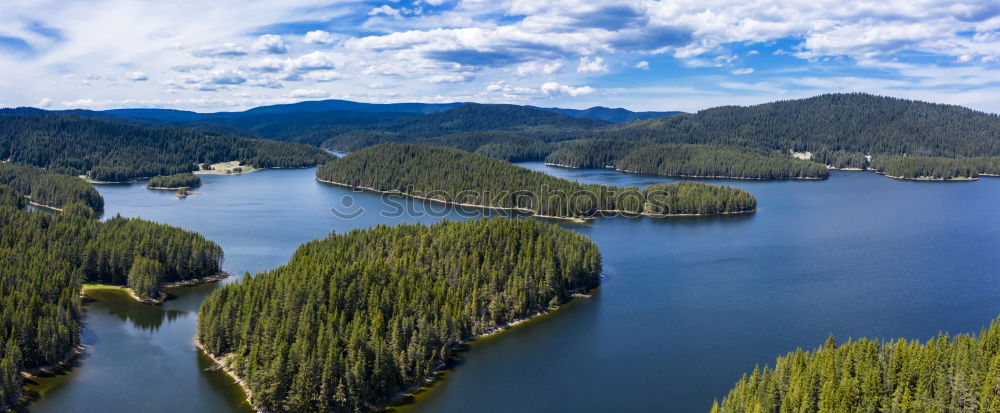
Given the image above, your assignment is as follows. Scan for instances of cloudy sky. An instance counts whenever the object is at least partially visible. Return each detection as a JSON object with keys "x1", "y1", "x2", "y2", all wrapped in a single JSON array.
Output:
[{"x1": 2, "y1": 0, "x2": 999, "y2": 113}]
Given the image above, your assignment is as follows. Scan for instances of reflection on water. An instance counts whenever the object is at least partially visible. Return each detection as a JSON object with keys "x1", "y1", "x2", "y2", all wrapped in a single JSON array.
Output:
[{"x1": 85, "y1": 289, "x2": 187, "y2": 332}]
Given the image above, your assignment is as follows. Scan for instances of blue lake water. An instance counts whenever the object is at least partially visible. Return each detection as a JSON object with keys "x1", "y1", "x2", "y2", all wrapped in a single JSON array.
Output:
[{"x1": 23, "y1": 166, "x2": 1000, "y2": 412}]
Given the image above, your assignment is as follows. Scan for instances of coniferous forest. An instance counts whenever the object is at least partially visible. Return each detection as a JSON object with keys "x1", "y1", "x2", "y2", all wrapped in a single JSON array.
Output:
[
  {"x1": 0, "y1": 163, "x2": 104, "y2": 214},
  {"x1": 715, "y1": 317, "x2": 1000, "y2": 413},
  {"x1": 0, "y1": 113, "x2": 333, "y2": 182},
  {"x1": 197, "y1": 218, "x2": 602, "y2": 413},
  {"x1": 0, "y1": 170, "x2": 224, "y2": 409},
  {"x1": 317, "y1": 143, "x2": 757, "y2": 217},
  {"x1": 147, "y1": 173, "x2": 202, "y2": 189},
  {"x1": 881, "y1": 157, "x2": 980, "y2": 180},
  {"x1": 547, "y1": 141, "x2": 830, "y2": 179}
]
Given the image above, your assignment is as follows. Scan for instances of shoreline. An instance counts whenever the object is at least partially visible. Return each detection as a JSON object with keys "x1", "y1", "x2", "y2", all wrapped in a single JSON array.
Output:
[
  {"x1": 3, "y1": 344, "x2": 87, "y2": 411},
  {"x1": 147, "y1": 185, "x2": 199, "y2": 191},
  {"x1": 196, "y1": 288, "x2": 595, "y2": 413},
  {"x1": 316, "y1": 178, "x2": 754, "y2": 220},
  {"x1": 82, "y1": 271, "x2": 229, "y2": 305},
  {"x1": 541, "y1": 163, "x2": 824, "y2": 180},
  {"x1": 882, "y1": 174, "x2": 978, "y2": 181}
]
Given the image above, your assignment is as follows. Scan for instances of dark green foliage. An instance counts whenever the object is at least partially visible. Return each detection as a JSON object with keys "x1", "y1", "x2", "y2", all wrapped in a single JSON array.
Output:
[
  {"x1": 147, "y1": 173, "x2": 201, "y2": 189},
  {"x1": 546, "y1": 139, "x2": 642, "y2": 168},
  {"x1": 604, "y1": 93, "x2": 1000, "y2": 157},
  {"x1": 967, "y1": 157, "x2": 1000, "y2": 175},
  {"x1": 616, "y1": 144, "x2": 829, "y2": 179},
  {"x1": 61, "y1": 201, "x2": 97, "y2": 219},
  {"x1": 321, "y1": 104, "x2": 605, "y2": 154},
  {"x1": 128, "y1": 257, "x2": 163, "y2": 301},
  {"x1": 0, "y1": 113, "x2": 333, "y2": 182},
  {"x1": 317, "y1": 144, "x2": 756, "y2": 217},
  {"x1": 717, "y1": 316, "x2": 1000, "y2": 412},
  {"x1": 0, "y1": 201, "x2": 223, "y2": 407},
  {"x1": 0, "y1": 185, "x2": 25, "y2": 209},
  {"x1": 882, "y1": 157, "x2": 979, "y2": 180},
  {"x1": 551, "y1": 142, "x2": 830, "y2": 179},
  {"x1": 197, "y1": 218, "x2": 602, "y2": 412},
  {"x1": 0, "y1": 163, "x2": 103, "y2": 212},
  {"x1": 812, "y1": 149, "x2": 870, "y2": 169}
]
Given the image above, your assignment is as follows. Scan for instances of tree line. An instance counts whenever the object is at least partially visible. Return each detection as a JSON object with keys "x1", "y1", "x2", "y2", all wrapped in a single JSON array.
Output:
[
  {"x1": 547, "y1": 141, "x2": 830, "y2": 179},
  {"x1": 881, "y1": 157, "x2": 980, "y2": 180},
  {"x1": 317, "y1": 144, "x2": 756, "y2": 217},
  {"x1": 197, "y1": 218, "x2": 602, "y2": 412},
  {"x1": 714, "y1": 316, "x2": 1000, "y2": 412},
  {"x1": 147, "y1": 173, "x2": 202, "y2": 189},
  {"x1": 0, "y1": 163, "x2": 104, "y2": 215},
  {"x1": 0, "y1": 113, "x2": 333, "y2": 182},
  {"x1": 0, "y1": 172, "x2": 224, "y2": 408}
]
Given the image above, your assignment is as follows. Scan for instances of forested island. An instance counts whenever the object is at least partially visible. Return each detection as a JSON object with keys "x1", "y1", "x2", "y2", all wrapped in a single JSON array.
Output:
[
  {"x1": 317, "y1": 144, "x2": 757, "y2": 218},
  {"x1": 0, "y1": 168, "x2": 225, "y2": 409},
  {"x1": 147, "y1": 173, "x2": 202, "y2": 189},
  {"x1": 197, "y1": 218, "x2": 602, "y2": 413},
  {"x1": 714, "y1": 317, "x2": 1000, "y2": 412},
  {"x1": 0, "y1": 113, "x2": 333, "y2": 182},
  {"x1": 546, "y1": 141, "x2": 830, "y2": 179}
]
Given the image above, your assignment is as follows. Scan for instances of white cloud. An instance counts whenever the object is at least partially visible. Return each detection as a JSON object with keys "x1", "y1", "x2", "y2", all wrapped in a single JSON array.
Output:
[
  {"x1": 253, "y1": 34, "x2": 288, "y2": 54},
  {"x1": 577, "y1": 56, "x2": 609, "y2": 74},
  {"x1": 731, "y1": 68, "x2": 754, "y2": 75},
  {"x1": 369, "y1": 5, "x2": 401, "y2": 17},
  {"x1": 191, "y1": 43, "x2": 247, "y2": 58},
  {"x1": 515, "y1": 61, "x2": 564, "y2": 77},
  {"x1": 635, "y1": 61, "x2": 650, "y2": 70},
  {"x1": 304, "y1": 30, "x2": 337, "y2": 45},
  {"x1": 126, "y1": 71, "x2": 149, "y2": 81},
  {"x1": 541, "y1": 82, "x2": 595, "y2": 97},
  {"x1": 422, "y1": 74, "x2": 472, "y2": 83},
  {"x1": 37, "y1": 98, "x2": 52, "y2": 108},
  {"x1": 289, "y1": 89, "x2": 329, "y2": 98}
]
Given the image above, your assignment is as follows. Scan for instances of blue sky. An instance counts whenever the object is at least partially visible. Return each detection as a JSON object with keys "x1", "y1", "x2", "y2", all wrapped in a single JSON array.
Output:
[{"x1": 1, "y1": 0, "x2": 999, "y2": 112}]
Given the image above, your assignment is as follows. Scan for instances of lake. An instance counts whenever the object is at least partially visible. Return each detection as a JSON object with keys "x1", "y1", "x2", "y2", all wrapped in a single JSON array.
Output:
[{"x1": 22, "y1": 166, "x2": 1000, "y2": 413}]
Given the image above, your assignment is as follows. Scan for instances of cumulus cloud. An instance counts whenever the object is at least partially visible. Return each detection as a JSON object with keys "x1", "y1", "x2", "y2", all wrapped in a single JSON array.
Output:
[
  {"x1": 515, "y1": 61, "x2": 564, "y2": 77},
  {"x1": 369, "y1": 5, "x2": 400, "y2": 17},
  {"x1": 540, "y1": 82, "x2": 595, "y2": 97},
  {"x1": 635, "y1": 60, "x2": 650, "y2": 70},
  {"x1": 126, "y1": 71, "x2": 148, "y2": 81},
  {"x1": 253, "y1": 34, "x2": 287, "y2": 54},
  {"x1": 304, "y1": 30, "x2": 337, "y2": 45},
  {"x1": 731, "y1": 68, "x2": 754, "y2": 75},
  {"x1": 422, "y1": 74, "x2": 472, "y2": 83},
  {"x1": 36, "y1": 98, "x2": 52, "y2": 108},
  {"x1": 577, "y1": 56, "x2": 609, "y2": 74}
]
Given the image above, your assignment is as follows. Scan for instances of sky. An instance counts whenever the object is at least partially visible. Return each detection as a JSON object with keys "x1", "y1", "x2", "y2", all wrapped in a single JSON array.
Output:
[{"x1": 1, "y1": 0, "x2": 999, "y2": 113}]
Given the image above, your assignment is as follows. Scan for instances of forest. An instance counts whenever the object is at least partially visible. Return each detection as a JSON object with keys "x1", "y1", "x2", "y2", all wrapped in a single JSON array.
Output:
[
  {"x1": 881, "y1": 157, "x2": 980, "y2": 180},
  {"x1": 0, "y1": 170, "x2": 224, "y2": 408},
  {"x1": 715, "y1": 316, "x2": 1000, "y2": 413},
  {"x1": 547, "y1": 141, "x2": 830, "y2": 179},
  {"x1": 0, "y1": 163, "x2": 104, "y2": 215},
  {"x1": 317, "y1": 143, "x2": 756, "y2": 218},
  {"x1": 0, "y1": 113, "x2": 333, "y2": 182},
  {"x1": 601, "y1": 93, "x2": 1000, "y2": 158},
  {"x1": 197, "y1": 218, "x2": 602, "y2": 413},
  {"x1": 147, "y1": 173, "x2": 202, "y2": 189}
]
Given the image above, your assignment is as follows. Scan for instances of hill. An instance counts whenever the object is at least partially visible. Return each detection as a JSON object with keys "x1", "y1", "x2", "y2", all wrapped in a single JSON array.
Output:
[
  {"x1": 536, "y1": 106, "x2": 682, "y2": 123},
  {"x1": 0, "y1": 113, "x2": 333, "y2": 182}
]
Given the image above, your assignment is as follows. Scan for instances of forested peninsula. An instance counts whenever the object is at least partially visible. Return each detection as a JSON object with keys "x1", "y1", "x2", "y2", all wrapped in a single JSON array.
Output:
[
  {"x1": 714, "y1": 317, "x2": 1000, "y2": 413},
  {"x1": 0, "y1": 113, "x2": 333, "y2": 182},
  {"x1": 0, "y1": 169, "x2": 225, "y2": 409},
  {"x1": 317, "y1": 144, "x2": 757, "y2": 218},
  {"x1": 547, "y1": 141, "x2": 830, "y2": 180},
  {"x1": 197, "y1": 218, "x2": 602, "y2": 413},
  {"x1": 0, "y1": 163, "x2": 104, "y2": 215}
]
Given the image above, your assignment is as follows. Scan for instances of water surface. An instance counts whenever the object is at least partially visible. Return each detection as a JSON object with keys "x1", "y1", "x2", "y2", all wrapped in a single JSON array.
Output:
[{"x1": 24, "y1": 166, "x2": 1000, "y2": 413}]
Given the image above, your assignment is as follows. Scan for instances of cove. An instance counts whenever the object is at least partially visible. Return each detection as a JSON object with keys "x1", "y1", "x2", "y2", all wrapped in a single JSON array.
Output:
[{"x1": 22, "y1": 166, "x2": 1000, "y2": 413}]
